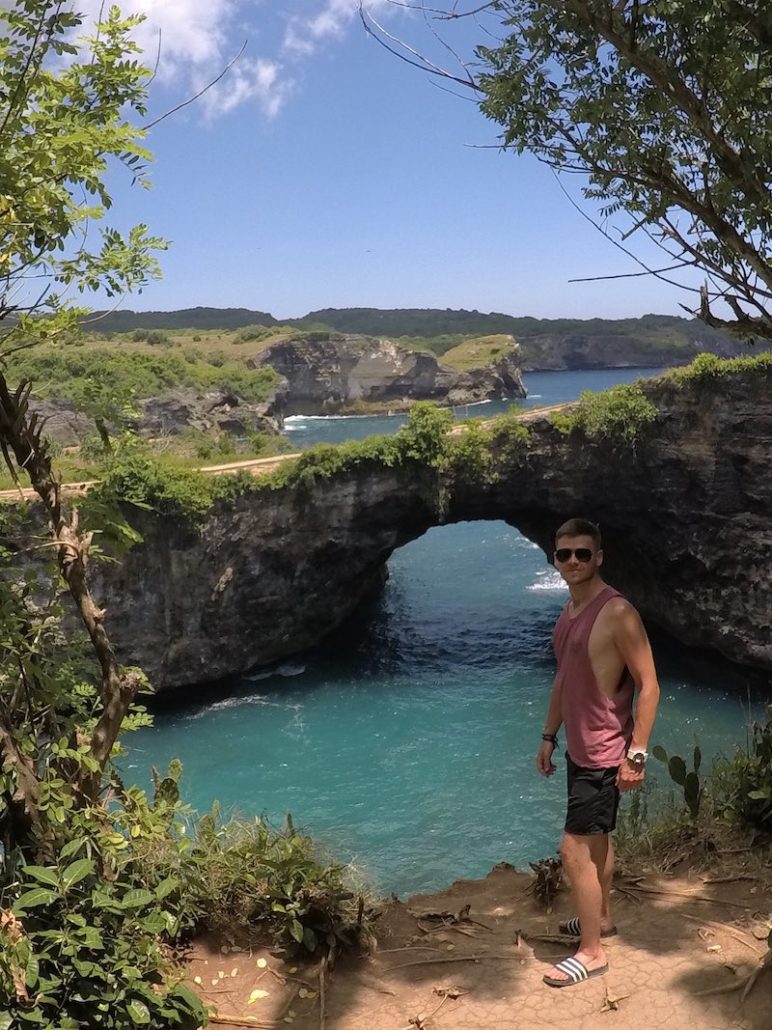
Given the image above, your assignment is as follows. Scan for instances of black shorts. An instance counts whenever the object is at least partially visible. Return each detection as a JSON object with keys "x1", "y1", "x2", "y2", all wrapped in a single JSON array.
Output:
[{"x1": 564, "y1": 754, "x2": 621, "y2": 836}]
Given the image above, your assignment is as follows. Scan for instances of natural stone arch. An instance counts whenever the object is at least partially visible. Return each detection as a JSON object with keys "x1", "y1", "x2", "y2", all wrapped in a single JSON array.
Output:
[{"x1": 93, "y1": 365, "x2": 772, "y2": 691}]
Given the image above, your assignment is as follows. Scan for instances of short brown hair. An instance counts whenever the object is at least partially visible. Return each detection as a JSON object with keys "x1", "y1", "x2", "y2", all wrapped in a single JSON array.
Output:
[{"x1": 555, "y1": 518, "x2": 601, "y2": 548}]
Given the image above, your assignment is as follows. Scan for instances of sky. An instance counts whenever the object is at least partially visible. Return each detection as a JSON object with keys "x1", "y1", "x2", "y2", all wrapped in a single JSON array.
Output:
[{"x1": 75, "y1": 1, "x2": 701, "y2": 321}]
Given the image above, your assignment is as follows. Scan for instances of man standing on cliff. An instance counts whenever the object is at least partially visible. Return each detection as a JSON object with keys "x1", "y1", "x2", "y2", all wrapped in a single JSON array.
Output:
[{"x1": 536, "y1": 518, "x2": 660, "y2": 988}]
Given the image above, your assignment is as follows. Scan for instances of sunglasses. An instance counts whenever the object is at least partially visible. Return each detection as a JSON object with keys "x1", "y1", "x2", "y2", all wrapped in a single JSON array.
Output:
[{"x1": 554, "y1": 547, "x2": 595, "y2": 563}]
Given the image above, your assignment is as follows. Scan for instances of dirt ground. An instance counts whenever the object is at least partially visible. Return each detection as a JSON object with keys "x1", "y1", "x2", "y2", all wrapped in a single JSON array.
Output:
[{"x1": 189, "y1": 862, "x2": 772, "y2": 1030}]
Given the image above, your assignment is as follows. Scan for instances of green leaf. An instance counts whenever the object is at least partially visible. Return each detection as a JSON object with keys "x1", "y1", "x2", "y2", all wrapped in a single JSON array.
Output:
[
  {"x1": 290, "y1": 919, "x2": 304, "y2": 943},
  {"x1": 59, "y1": 838, "x2": 85, "y2": 861},
  {"x1": 121, "y1": 888, "x2": 154, "y2": 909},
  {"x1": 172, "y1": 983, "x2": 206, "y2": 1015},
  {"x1": 651, "y1": 745, "x2": 668, "y2": 763},
  {"x1": 26, "y1": 953, "x2": 39, "y2": 989},
  {"x1": 61, "y1": 858, "x2": 94, "y2": 891},
  {"x1": 127, "y1": 999, "x2": 150, "y2": 1025},
  {"x1": 155, "y1": 876, "x2": 179, "y2": 900},
  {"x1": 22, "y1": 866, "x2": 59, "y2": 887},
  {"x1": 14, "y1": 888, "x2": 57, "y2": 912},
  {"x1": 748, "y1": 789, "x2": 770, "y2": 800},
  {"x1": 0, "y1": 1013, "x2": 13, "y2": 1030}
]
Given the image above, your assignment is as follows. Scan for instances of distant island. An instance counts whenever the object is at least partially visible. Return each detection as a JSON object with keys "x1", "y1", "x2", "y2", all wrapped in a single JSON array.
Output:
[{"x1": 86, "y1": 306, "x2": 759, "y2": 370}]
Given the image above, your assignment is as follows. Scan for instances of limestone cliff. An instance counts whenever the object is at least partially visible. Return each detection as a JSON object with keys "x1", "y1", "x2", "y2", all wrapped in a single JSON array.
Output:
[
  {"x1": 249, "y1": 333, "x2": 526, "y2": 415},
  {"x1": 516, "y1": 332, "x2": 745, "y2": 370},
  {"x1": 89, "y1": 362, "x2": 772, "y2": 690}
]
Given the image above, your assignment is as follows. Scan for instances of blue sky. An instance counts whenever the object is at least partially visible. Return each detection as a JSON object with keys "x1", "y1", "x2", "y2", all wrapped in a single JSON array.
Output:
[{"x1": 86, "y1": 1, "x2": 698, "y2": 321}]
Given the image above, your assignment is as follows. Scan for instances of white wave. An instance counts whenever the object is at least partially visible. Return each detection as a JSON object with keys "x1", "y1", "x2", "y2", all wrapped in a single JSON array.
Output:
[
  {"x1": 527, "y1": 570, "x2": 567, "y2": 592},
  {"x1": 284, "y1": 413, "x2": 392, "y2": 424},
  {"x1": 185, "y1": 691, "x2": 305, "y2": 721},
  {"x1": 526, "y1": 394, "x2": 542, "y2": 399}
]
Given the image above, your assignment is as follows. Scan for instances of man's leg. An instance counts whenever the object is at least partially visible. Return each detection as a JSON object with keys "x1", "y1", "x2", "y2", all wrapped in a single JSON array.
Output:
[
  {"x1": 545, "y1": 832, "x2": 609, "y2": 982},
  {"x1": 601, "y1": 835, "x2": 615, "y2": 931}
]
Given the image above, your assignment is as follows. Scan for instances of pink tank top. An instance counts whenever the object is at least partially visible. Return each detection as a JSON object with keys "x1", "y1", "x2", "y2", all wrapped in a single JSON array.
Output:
[{"x1": 552, "y1": 585, "x2": 634, "y2": 768}]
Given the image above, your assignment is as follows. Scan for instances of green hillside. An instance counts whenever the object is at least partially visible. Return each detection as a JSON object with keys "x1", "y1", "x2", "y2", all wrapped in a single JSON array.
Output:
[{"x1": 86, "y1": 306, "x2": 746, "y2": 356}]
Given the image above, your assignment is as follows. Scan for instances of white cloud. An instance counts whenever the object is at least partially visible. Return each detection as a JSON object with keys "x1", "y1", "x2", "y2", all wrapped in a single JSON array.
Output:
[
  {"x1": 68, "y1": 1, "x2": 397, "y2": 119},
  {"x1": 284, "y1": 1, "x2": 393, "y2": 56}
]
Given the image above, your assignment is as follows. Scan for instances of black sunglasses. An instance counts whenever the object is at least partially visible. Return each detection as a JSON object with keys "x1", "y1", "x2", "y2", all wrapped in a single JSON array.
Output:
[{"x1": 554, "y1": 547, "x2": 595, "y2": 563}]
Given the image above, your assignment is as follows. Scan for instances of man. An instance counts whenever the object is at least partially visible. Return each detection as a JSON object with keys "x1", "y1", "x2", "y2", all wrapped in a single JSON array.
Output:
[{"x1": 536, "y1": 518, "x2": 660, "y2": 988}]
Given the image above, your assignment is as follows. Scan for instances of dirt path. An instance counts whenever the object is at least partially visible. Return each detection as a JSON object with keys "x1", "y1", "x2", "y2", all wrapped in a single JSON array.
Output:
[{"x1": 191, "y1": 864, "x2": 771, "y2": 1030}]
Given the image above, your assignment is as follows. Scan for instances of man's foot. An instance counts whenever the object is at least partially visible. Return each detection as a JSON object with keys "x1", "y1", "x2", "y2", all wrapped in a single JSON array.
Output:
[
  {"x1": 559, "y1": 915, "x2": 617, "y2": 938},
  {"x1": 543, "y1": 949, "x2": 608, "y2": 988}
]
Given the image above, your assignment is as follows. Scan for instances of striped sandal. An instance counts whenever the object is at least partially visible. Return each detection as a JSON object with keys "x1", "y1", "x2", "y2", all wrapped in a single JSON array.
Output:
[
  {"x1": 543, "y1": 956, "x2": 609, "y2": 988},
  {"x1": 559, "y1": 916, "x2": 617, "y2": 938}
]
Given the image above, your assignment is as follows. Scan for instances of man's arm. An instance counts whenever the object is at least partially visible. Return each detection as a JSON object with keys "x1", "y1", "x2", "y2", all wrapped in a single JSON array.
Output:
[
  {"x1": 612, "y1": 602, "x2": 660, "y2": 791},
  {"x1": 536, "y1": 676, "x2": 562, "y2": 777}
]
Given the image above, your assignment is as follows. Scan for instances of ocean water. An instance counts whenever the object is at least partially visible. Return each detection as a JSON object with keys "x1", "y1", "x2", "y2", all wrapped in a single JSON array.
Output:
[{"x1": 126, "y1": 368, "x2": 765, "y2": 896}]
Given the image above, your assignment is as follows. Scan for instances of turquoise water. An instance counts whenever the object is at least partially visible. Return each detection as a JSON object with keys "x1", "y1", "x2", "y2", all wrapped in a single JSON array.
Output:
[{"x1": 127, "y1": 368, "x2": 765, "y2": 896}]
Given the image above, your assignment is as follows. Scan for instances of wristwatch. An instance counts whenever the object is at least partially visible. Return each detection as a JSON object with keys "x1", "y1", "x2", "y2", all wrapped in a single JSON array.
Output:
[{"x1": 626, "y1": 748, "x2": 648, "y2": 768}]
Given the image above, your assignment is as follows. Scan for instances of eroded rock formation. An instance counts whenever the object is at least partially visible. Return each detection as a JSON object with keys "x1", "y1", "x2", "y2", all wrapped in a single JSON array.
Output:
[
  {"x1": 250, "y1": 333, "x2": 527, "y2": 414},
  {"x1": 87, "y1": 364, "x2": 772, "y2": 690}
]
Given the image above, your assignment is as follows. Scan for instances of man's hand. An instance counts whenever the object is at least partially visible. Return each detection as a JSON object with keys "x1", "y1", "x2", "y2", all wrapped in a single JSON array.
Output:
[
  {"x1": 536, "y1": 741, "x2": 556, "y2": 777},
  {"x1": 616, "y1": 761, "x2": 645, "y2": 792}
]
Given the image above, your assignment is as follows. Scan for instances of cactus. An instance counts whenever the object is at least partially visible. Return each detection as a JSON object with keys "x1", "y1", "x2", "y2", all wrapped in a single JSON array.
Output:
[{"x1": 652, "y1": 744, "x2": 703, "y2": 818}]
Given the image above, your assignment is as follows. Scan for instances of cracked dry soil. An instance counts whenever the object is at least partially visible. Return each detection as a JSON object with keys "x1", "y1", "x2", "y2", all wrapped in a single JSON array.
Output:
[{"x1": 190, "y1": 862, "x2": 771, "y2": 1030}]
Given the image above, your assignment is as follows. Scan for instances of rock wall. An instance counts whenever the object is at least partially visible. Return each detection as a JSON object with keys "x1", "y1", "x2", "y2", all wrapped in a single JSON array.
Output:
[
  {"x1": 515, "y1": 331, "x2": 763, "y2": 371},
  {"x1": 89, "y1": 365, "x2": 772, "y2": 690},
  {"x1": 250, "y1": 333, "x2": 526, "y2": 414}
]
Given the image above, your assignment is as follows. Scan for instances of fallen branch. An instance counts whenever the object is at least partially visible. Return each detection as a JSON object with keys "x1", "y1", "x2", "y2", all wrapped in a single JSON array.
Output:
[
  {"x1": 679, "y1": 912, "x2": 764, "y2": 955},
  {"x1": 695, "y1": 950, "x2": 771, "y2": 1000},
  {"x1": 384, "y1": 953, "x2": 516, "y2": 972},
  {"x1": 622, "y1": 884, "x2": 751, "y2": 909}
]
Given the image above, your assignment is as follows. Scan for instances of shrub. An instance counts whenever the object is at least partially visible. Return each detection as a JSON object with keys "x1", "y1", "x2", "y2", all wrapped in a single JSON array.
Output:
[
  {"x1": 448, "y1": 422, "x2": 497, "y2": 486},
  {"x1": 550, "y1": 382, "x2": 658, "y2": 443},
  {"x1": 87, "y1": 437, "x2": 214, "y2": 523},
  {"x1": 145, "y1": 330, "x2": 169, "y2": 346},
  {"x1": 711, "y1": 706, "x2": 772, "y2": 829},
  {"x1": 234, "y1": 324, "x2": 271, "y2": 343}
]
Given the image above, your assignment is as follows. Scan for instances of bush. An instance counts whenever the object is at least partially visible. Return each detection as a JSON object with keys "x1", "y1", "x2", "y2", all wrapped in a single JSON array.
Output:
[
  {"x1": 88, "y1": 437, "x2": 214, "y2": 523},
  {"x1": 234, "y1": 324, "x2": 271, "y2": 343},
  {"x1": 550, "y1": 382, "x2": 658, "y2": 443},
  {"x1": 711, "y1": 706, "x2": 772, "y2": 829},
  {"x1": 447, "y1": 422, "x2": 497, "y2": 486}
]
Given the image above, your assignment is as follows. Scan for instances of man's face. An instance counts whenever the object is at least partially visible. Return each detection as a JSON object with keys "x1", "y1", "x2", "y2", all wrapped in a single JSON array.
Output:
[{"x1": 553, "y1": 534, "x2": 603, "y2": 585}]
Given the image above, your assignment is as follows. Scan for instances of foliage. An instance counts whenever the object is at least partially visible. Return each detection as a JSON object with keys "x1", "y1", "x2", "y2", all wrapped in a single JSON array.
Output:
[
  {"x1": 162, "y1": 807, "x2": 366, "y2": 955},
  {"x1": 652, "y1": 744, "x2": 703, "y2": 819},
  {"x1": 0, "y1": 1, "x2": 166, "y2": 340},
  {"x1": 10, "y1": 347, "x2": 279, "y2": 407},
  {"x1": 710, "y1": 706, "x2": 772, "y2": 829},
  {"x1": 260, "y1": 402, "x2": 454, "y2": 492},
  {"x1": 234, "y1": 324, "x2": 274, "y2": 343},
  {"x1": 447, "y1": 422, "x2": 498, "y2": 485},
  {"x1": 86, "y1": 436, "x2": 215, "y2": 524},
  {"x1": 550, "y1": 382, "x2": 658, "y2": 442},
  {"x1": 662, "y1": 349, "x2": 772, "y2": 388},
  {"x1": 476, "y1": 1, "x2": 772, "y2": 340}
]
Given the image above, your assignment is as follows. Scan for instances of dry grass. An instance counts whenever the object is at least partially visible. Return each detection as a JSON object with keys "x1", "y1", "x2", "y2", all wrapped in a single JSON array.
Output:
[{"x1": 440, "y1": 334, "x2": 519, "y2": 371}]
